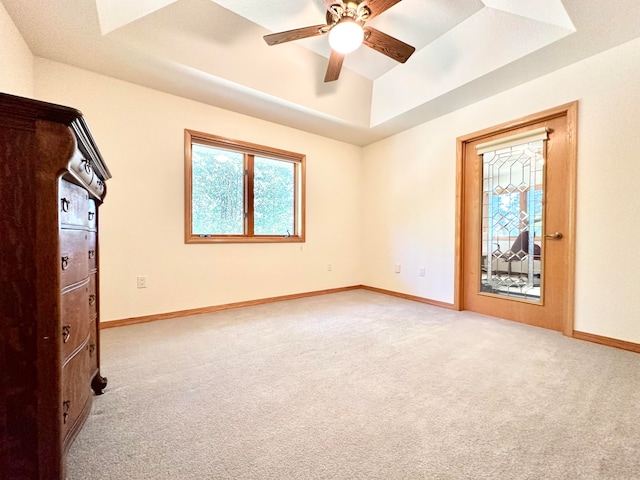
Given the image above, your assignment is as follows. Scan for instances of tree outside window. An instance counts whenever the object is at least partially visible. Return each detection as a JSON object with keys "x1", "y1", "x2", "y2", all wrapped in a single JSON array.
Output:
[{"x1": 185, "y1": 130, "x2": 305, "y2": 243}]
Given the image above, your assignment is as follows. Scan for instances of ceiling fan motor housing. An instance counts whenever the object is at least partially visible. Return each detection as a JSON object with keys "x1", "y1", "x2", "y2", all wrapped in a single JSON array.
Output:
[{"x1": 329, "y1": 1, "x2": 371, "y2": 25}]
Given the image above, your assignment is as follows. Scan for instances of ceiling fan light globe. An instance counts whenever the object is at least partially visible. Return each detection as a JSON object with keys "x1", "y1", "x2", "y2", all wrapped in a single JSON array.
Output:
[{"x1": 328, "y1": 19, "x2": 364, "y2": 54}]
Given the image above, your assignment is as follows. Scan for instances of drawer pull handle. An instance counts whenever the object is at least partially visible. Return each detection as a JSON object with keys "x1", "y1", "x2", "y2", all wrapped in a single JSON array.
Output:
[
  {"x1": 88, "y1": 211, "x2": 95, "y2": 221},
  {"x1": 89, "y1": 343, "x2": 96, "y2": 357},
  {"x1": 62, "y1": 324, "x2": 71, "y2": 343},
  {"x1": 63, "y1": 400, "x2": 71, "y2": 424},
  {"x1": 61, "y1": 198, "x2": 70, "y2": 212},
  {"x1": 61, "y1": 256, "x2": 69, "y2": 270},
  {"x1": 89, "y1": 294, "x2": 97, "y2": 306},
  {"x1": 88, "y1": 249, "x2": 96, "y2": 259}
]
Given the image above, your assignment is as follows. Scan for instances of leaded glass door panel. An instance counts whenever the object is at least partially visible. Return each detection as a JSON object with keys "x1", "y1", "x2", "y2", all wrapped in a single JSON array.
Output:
[{"x1": 480, "y1": 134, "x2": 545, "y2": 302}]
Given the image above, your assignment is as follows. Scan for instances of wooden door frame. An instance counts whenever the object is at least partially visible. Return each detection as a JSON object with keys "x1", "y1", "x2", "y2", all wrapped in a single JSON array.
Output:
[{"x1": 454, "y1": 102, "x2": 578, "y2": 336}]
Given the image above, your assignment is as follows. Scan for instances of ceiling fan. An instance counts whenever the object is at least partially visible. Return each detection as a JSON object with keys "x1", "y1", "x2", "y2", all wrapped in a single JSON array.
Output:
[{"x1": 263, "y1": 0, "x2": 416, "y2": 82}]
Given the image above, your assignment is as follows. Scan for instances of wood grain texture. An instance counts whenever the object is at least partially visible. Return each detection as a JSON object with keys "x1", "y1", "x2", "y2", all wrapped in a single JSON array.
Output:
[
  {"x1": 363, "y1": 26, "x2": 415, "y2": 63},
  {"x1": 365, "y1": 0, "x2": 403, "y2": 20},
  {"x1": 0, "y1": 123, "x2": 39, "y2": 480},
  {"x1": 263, "y1": 25, "x2": 326, "y2": 46},
  {"x1": 456, "y1": 102, "x2": 579, "y2": 334},
  {"x1": 0, "y1": 92, "x2": 110, "y2": 479},
  {"x1": 324, "y1": 49, "x2": 345, "y2": 82}
]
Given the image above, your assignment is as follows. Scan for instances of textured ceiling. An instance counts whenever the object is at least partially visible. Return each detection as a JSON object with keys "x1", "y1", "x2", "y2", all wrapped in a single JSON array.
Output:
[{"x1": 4, "y1": 0, "x2": 640, "y2": 145}]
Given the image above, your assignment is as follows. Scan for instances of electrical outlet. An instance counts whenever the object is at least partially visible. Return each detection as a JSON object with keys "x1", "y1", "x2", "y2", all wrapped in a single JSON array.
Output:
[
  {"x1": 394, "y1": 264, "x2": 401, "y2": 273},
  {"x1": 419, "y1": 267, "x2": 426, "y2": 277},
  {"x1": 327, "y1": 264, "x2": 333, "y2": 271},
  {"x1": 137, "y1": 276, "x2": 147, "y2": 288}
]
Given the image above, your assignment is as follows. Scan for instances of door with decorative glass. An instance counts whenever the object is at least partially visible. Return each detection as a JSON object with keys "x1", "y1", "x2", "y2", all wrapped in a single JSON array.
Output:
[{"x1": 457, "y1": 103, "x2": 577, "y2": 334}]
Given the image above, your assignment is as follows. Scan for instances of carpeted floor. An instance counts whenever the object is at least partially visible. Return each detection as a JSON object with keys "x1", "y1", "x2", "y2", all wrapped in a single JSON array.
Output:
[{"x1": 66, "y1": 290, "x2": 640, "y2": 479}]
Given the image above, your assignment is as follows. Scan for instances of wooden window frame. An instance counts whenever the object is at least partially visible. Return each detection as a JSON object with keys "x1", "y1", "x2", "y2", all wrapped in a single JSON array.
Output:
[{"x1": 184, "y1": 129, "x2": 306, "y2": 244}]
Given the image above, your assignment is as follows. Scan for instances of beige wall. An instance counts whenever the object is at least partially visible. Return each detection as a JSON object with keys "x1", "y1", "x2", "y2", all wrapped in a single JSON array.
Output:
[
  {"x1": 3, "y1": 6, "x2": 639, "y2": 344},
  {"x1": 362, "y1": 37, "x2": 640, "y2": 344},
  {"x1": 34, "y1": 59, "x2": 363, "y2": 322},
  {"x1": 0, "y1": 2, "x2": 33, "y2": 96}
]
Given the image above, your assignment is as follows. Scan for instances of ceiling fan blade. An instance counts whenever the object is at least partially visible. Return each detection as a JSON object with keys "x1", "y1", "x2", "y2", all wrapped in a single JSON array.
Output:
[
  {"x1": 324, "y1": 50, "x2": 345, "y2": 82},
  {"x1": 364, "y1": 0, "x2": 402, "y2": 20},
  {"x1": 363, "y1": 27, "x2": 415, "y2": 63},
  {"x1": 264, "y1": 24, "x2": 326, "y2": 46}
]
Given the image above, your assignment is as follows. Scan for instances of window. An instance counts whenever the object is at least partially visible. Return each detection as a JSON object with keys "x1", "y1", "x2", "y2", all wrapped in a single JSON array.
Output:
[{"x1": 184, "y1": 130, "x2": 305, "y2": 243}]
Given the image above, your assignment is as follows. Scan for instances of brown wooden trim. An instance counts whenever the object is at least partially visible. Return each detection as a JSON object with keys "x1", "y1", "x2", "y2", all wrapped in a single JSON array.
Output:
[
  {"x1": 453, "y1": 137, "x2": 465, "y2": 311},
  {"x1": 185, "y1": 235, "x2": 305, "y2": 244},
  {"x1": 573, "y1": 331, "x2": 640, "y2": 354},
  {"x1": 184, "y1": 129, "x2": 194, "y2": 244},
  {"x1": 457, "y1": 102, "x2": 578, "y2": 143},
  {"x1": 184, "y1": 129, "x2": 306, "y2": 244},
  {"x1": 101, "y1": 285, "x2": 455, "y2": 329},
  {"x1": 455, "y1": 101, "x2": 579, "y2": 334},
  {"x1": 563, "y1": 102, "x2": 579, "y2": 337},
  {"x1": 101, "y1": 286, "x2": 638, "y2": 356},
  {"x1": 297, "y1": 158, "x2": 306, "y2": 241},
  {"x1": 360, "y1": 286, "x2": 456, "y2": 310},
  {"x1": 246, "y1": 153, "x2": 254, "y2": 235},
  {"x1": 186, "y1": 129, "x2": 305, "y2": 163},
  {"x1": 101, "y1": 286, "x2": 363, "y2": 329}
]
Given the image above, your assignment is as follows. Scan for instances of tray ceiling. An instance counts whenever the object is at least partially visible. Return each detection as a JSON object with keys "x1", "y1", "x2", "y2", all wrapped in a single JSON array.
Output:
[{"x1": 4, "y1": 0, "x2": 640, "y2": 145}]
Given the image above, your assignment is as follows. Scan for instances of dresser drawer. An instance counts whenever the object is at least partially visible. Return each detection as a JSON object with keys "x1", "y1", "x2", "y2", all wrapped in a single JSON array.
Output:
[
  {"x1": 60, "y1": 229, "x2": 89, "y2": 288},
  {"x1": 61, "y1": 280, "x2": 90, "y2": 360},
  {"x1": 59, "y1": 178, "x2": 89, "y2": 228},
  {"x1": 61, "y1": 341, "x2": 92, "y2": 443}
]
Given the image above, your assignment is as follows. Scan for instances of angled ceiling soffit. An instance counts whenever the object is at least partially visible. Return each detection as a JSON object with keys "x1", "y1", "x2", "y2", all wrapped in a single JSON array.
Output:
[
  {"x1": 95, "y1": 0, "x2": 373, "y2": 127},
  {"x1": 370, "y1": 0, "x2": 576, "y2": 126}
]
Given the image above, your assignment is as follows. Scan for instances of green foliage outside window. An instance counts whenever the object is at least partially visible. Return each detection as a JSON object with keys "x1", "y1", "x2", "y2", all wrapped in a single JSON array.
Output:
[
  {"x1": 185, "y1": 130, "x2": 304, "y2": 243},
  {"x1": 192, "y1": 145, "x2": 244, "y2": 235},
  {"x1": 254, "y1": 157, "x2": 294, "y2": 235}
]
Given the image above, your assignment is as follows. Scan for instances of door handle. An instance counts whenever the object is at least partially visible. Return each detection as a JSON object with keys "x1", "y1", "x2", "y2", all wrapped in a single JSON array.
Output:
[{"x1": 545, "y1": 232, "x2": 563, "y2": 239}]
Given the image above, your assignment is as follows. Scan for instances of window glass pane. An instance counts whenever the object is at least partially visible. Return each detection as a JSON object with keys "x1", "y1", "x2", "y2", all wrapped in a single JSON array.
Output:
[
  {"x1": 191, "y1": 144, "x2": 244, "y2": 235},
  {"x1": 254, "y1": 157, "x2": 294, "y2": 235}
]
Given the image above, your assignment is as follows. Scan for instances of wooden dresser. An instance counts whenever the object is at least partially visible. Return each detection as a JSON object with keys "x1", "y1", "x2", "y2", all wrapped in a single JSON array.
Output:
[{"x1": 0, "y1": 93, "x2": 111, "y2": 479}]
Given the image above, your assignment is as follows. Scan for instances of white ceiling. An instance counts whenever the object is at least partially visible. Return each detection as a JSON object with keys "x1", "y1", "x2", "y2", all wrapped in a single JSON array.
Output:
[{"x1": 4, "y1": 0, "x2": 640, "y2": 145}]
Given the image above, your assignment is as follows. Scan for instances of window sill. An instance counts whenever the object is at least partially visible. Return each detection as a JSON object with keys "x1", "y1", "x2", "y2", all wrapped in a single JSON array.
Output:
[{"x1": 185, "y1": 235, "x2": 305, "y2": 244}]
